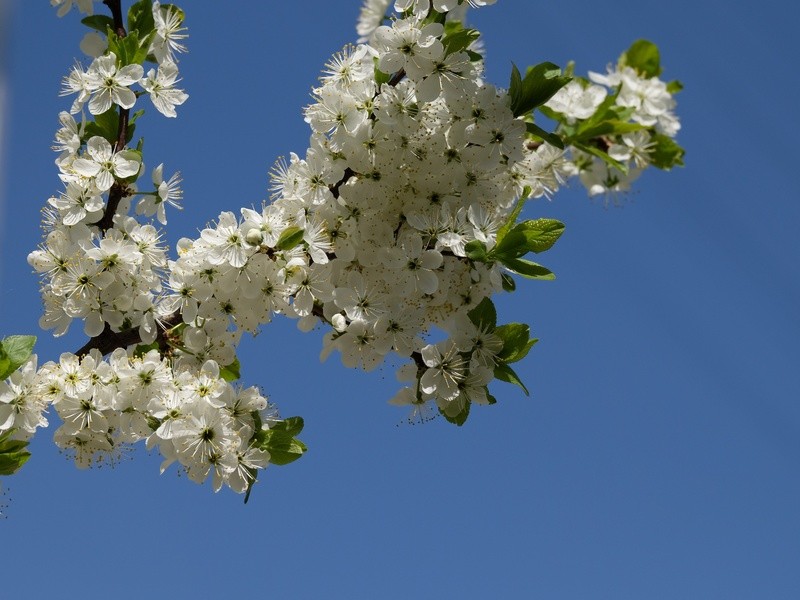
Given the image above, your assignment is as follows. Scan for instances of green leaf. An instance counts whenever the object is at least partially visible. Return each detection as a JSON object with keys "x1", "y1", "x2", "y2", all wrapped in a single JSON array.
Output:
[
  {"x1": 0, "y1": 335, "x2": 36, "y2": 381},
  {"x1": 573, "y1": 141, "x2": 628, "y2": 173},
  {"x1": 573, "y1": 119, "x2": 645, "y2": 143},
  {"x1": 127, "y1": 0, "x2": 156, "y2": 38},
  {"x1": 0, "y1": 430, "x2": 31, "y2": 476},
  {"x1": 439, "y1": 400, "x2": 470, "y2": 426},
  {"x1": 83, "y1": 107, "x2": 120, "y2": 145},
  {"x1": 219, "y1": 358, "x2": 241, "y2": 382},
  {"x1": 441, "y1": 26, "x2": 480, "y2": 57},
  {"x1": 495, "y1": 324, "x2": 538, "y2": 364},
  {"x1": 526, "y1": 121, "x2": 565, "y2": 149},
  {"x1": 648, "y1": 133, "x2": 685, "y2": 170},
  {"x1": 495, "y1": 323, "x2": 530, "y2": 362},
  {"x1": 275, "y1": 227, "x2": 305, "y2": 251},
  {"x1": 508, "y1": 218, "x2": 565, "y2": 254},
  {"x1": 620, "y1": 39, "x2": 662, "y2": 78},
  {"x1": 495, "y1": 186, "x2": 532, "y2": 244},
  {"x1": 255, "y1": 417, "x2": 307, "y2": 466},
  {"x1": 374, "y1": 57, "x2": 391, "y2": 86},
  {"x1": 464, "y1": 240, "x2": 489, "y2": 263},
  {"x1": 270, "y1": 416, "x2": 305, "y2": 438},
  {"x1": 502, "y1": 257, "x2": 555, "y2": 280},
  {"x1": 491, "y1": 230, "x2": 529, "y2": 261},
  {"x1": 107, "y1": 30, "x2": 150, "y2": 67},
  {"x1": 133, "y1": 342, "x2": 160, "y2": 358},
  {"x1": 666, "y1": 80, "x2": 684, "y2": 94},
  {"x1": 81, "y1": 15, "x2": 115, "y2": 34},
  {"x1": 467, "y1": 297, "x2": 497, "y2": 331},
  {"x1": 501, "y1": 273, "x2": 516, "y2": 292},
  {"x1": 493, "y1": 362, "x2": 530, "y2": 396},
  {"x1": 509, "y1": 61, "x2": 571, "y2": 117},
  {"x1": 0, "y1": 451, "x2": 31, "y2": 476}
]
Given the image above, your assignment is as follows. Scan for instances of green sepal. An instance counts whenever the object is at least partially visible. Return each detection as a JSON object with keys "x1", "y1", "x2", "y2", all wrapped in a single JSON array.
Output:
[
  {"x1": 219, "y1": 358, "x2": 241, "y2": 382},
  {"x1": 647, "y1": 133, "x2": 685, "y2": 170},
  {"x1": 467, "y1": 297, "x2": 497, "y2": 331},
  {"x1": 620, "y1": 39, "x2": 662, "y2": 78},
  {"x1": 275, "y1": 227, "x2": 305, "y2": 251},
  {"x1": 493, "y1": 362, "x2": 530, "y2": 396},
  {"x1": 502, "y1": 257, "x2": 555, "y2": 280},
  {"x1": 509, "y1": 62, "x2": 571, "y2": 117},
  {"x1": 439, "y1": 400, "x2": 470, "y2": 426},
  {"x1": 0, "y1": 335, "x2": 36, "y2": 381},
  {"x1": 526, "y1": 121, "x2": 565, "y2": 149},
  {"x1": 500, "y1": 273, "x2": 516, "y2": 292},
  {"x1": 81, "y1": 15, "x2": 115, "y2": 34},
  {"x1": 495, "y1": 323, "x2": 538, "y2": 364},
  {"x1": 127, "y1": 0, "x2": 156, "y2": 39},
  {"x1": 486, "y1": 392, "x2": 498, "y2": 405}
]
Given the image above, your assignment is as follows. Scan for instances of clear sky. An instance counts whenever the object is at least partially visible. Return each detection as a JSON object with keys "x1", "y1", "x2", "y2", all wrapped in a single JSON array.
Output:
[{"x1": 1, "y1": 1, "x2": 799, "y2": 598}]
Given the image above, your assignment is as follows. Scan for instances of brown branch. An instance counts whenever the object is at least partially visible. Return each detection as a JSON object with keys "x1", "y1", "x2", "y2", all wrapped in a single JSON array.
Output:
[
  {"x1": 76, "y1": 311, "x2": 183, "y2": 358},
  {"x1": 102, "y1": 0, "x2": 126, "y2": 38},
  {"x1": 95, "y1": 0, "x2": 130, "y2": 233}
]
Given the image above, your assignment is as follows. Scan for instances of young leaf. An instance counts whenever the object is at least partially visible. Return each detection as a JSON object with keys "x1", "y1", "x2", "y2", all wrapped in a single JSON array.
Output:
[
  {"x1": 493, "y1": 362, "x2": 530, "y2": 396},
  {"x1": 509, "y1": 218, "x2": 565, "y2": 254},
  {"x1": 467, "y1": 297, "x2": 497, "y2": 331},
  {"x1": 275, "y1": 227, "x2": 305, "y2": 251},
  {"x1": 509, "y1": 61, "x2": 571, "y2": 117},
  {"x1": 442, "y1": 27, "x2": 480, "y2": 57},
  {"x1": 256, "y1": 417, "x2": 307, "y2": 466},
  {"x1": 0, "y1": 430, "x2": 31, "y2": 476},
  {"x1": 648, "y1": 133, "x2": 685, "y2": 170},
  {"x1": 0, "y1": 335, "x2": 36, "y2": 380},
  {"x1": 219, "y1": 358, "x2": 241, "y2": 382},
  {"x1": 83, "y1": 107, "x2": 120, "y2": 145},
  {"x1": 465, "y1": 240, "x2": 489, "y2": 262},
  {"x1": 440, "y1": 400, "x2": 470, "y2": 426},
  {"x1": 502, "y1": 257, "x2": 555, "y2": 280},
  {"x1": 666, "y1": 80, "x2": 684, "y2": 94},
  {"x1": 81, "y1": 15, "x2": 115, "y2": 34},
  {"x1": 621, "y1": 39, "x2": 662, "y2": 78},
  {"x1": 495, "y1": 186, "x2": 532, "y2": 244},
  {"x1": 501, "y1": 273, "x2": 516, "y2": 292},
  {"x1": 526, "y1": 122, "x2": 565, "y2": 149},
  {"x1": 494, "y1": 323, "x2": 530, "y2": 362},
  {"x1": 127, "y1": 0, "x2": 156, "y2": 38}
]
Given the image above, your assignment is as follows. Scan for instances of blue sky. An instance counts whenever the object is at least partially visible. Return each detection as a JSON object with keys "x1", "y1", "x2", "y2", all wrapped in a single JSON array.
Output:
[{"x1": 1, "y1": 1, "x2": 799, "y2": 598}]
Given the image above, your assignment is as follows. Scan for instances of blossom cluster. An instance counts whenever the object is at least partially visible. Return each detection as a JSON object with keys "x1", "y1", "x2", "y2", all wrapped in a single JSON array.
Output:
[
  {"x1": 0, "y1": 350, "x2": 272, "y2": 492},
  {"x1": 10, "y1": 0, "x2": 283, "y2": 494},
  {"x1": 1, "y1": 0, "x2": 682, "y2": 495},
  {"x1": 543, "y1": 56, "x2": 682, "y2": 198},
  {"x1": 163, "y1": 0, "x2": 569, "y2": 424}
]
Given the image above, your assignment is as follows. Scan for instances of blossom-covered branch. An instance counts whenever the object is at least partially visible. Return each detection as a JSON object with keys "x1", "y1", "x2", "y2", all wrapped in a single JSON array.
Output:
[{"x1": 0, "y1": 0, "x2": 683, "y2": 498}]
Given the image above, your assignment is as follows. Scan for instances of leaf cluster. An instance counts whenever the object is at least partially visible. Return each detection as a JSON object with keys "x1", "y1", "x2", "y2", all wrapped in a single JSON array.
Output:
[{"x1": 0, "y1": 335, "x2": 36, "y2": 476}]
